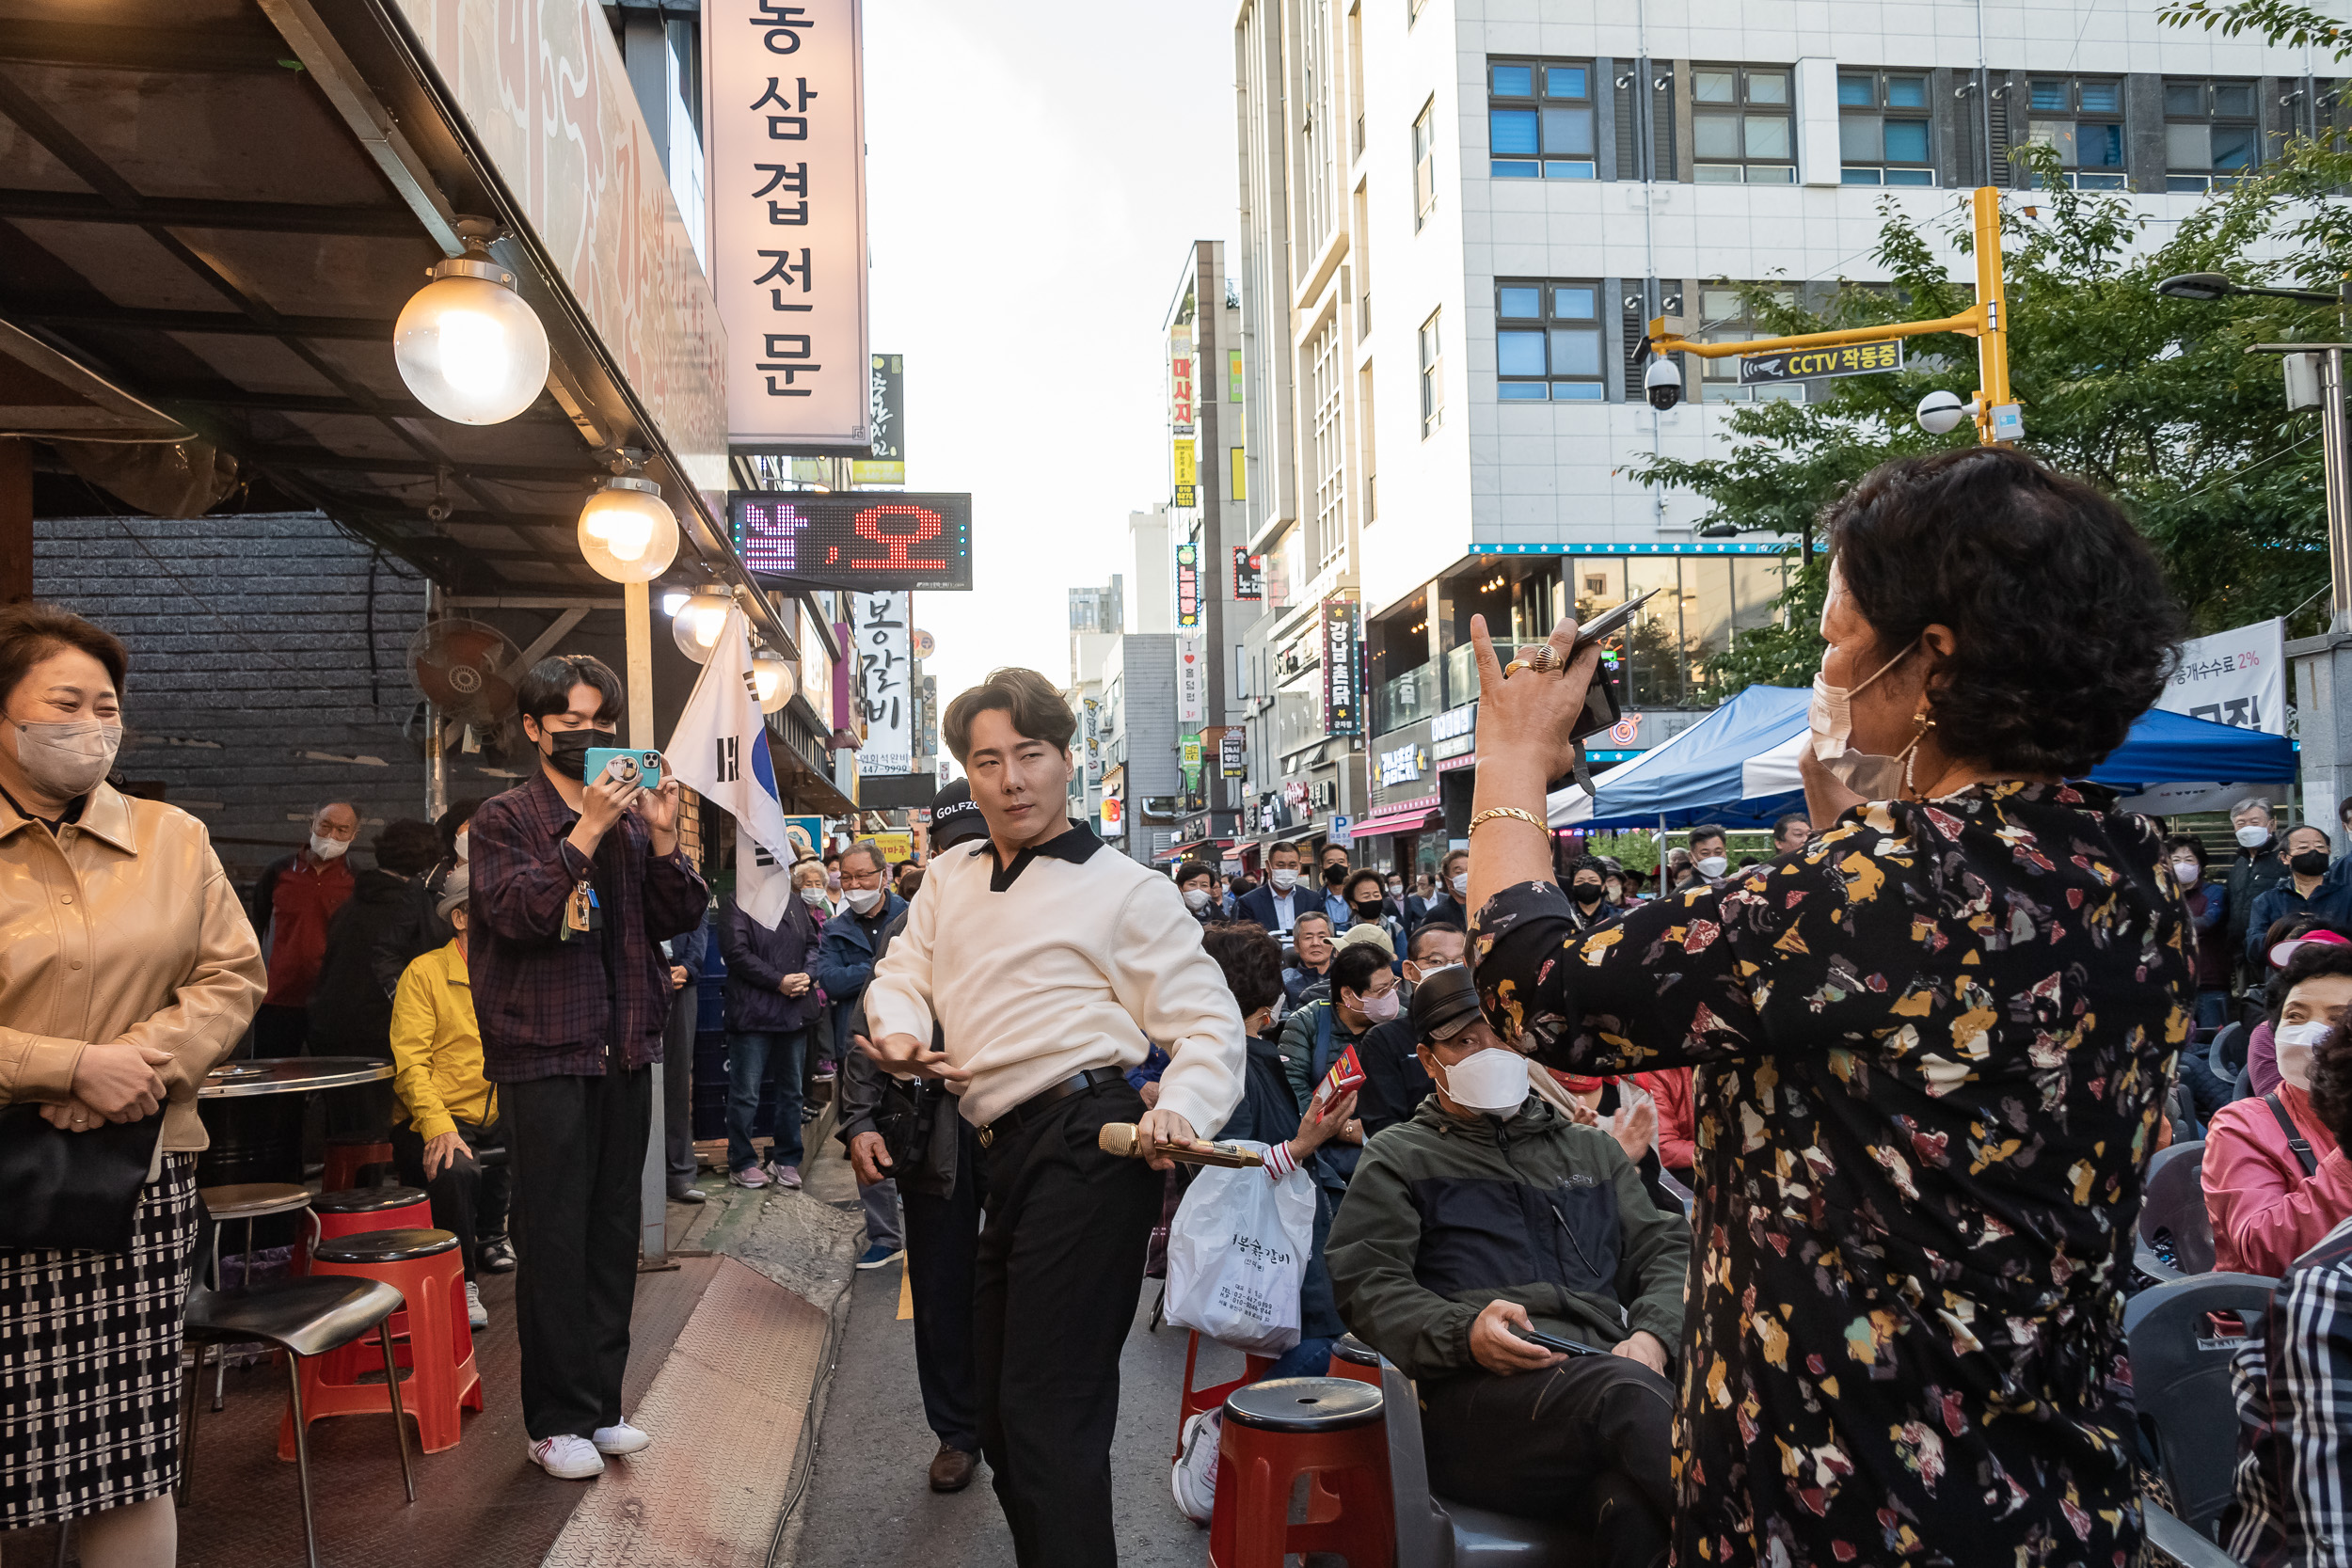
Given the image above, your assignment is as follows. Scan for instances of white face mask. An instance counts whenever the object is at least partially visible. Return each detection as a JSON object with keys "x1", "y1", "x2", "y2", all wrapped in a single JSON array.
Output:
[
  {"x1": 1695, "y1": 855, "x2": 1728, "y2": 879},
  {"x1": 798, "y1": 885, "x2": 829, "y2": 907},
  {"x1": 12, "y1": 718, "x2": 121, "y2": 799},
  {"x1": 2170, "y1": 860, "x2": 2201, "y2": 887},
  {"x1": 310, "y1": 832, "x2": 352, "y2": 861},
  {"x1": 2236, "y1": 824, "x2": 2273, "y2": 848},
  {"x1": 1271, "y1": 868, "x2": 1299, "y2": 892},
  {"x1": 1452, "y1": 873, "x2": 1470, "y2": 896},
  {"x1": 453, "y1": 826, "x2": 470, "y2": 862},
  {"x1": 1183, "y1": 887, "x2": 1213, "y2": 911},
  {"x1": 1388, "y1": 881, "x2": 1404, "y2": 895},
  {"x1": 1807, "y1": 640, "x2": 1922, "y2": 800},
  {"x1": 2277, "y1": 1020, "x2": 2332, "y2": 1091},
  {"x1": 845, "y1": 886, "x2": 883, "y2": 913},
  {"x1": 1437, "y1": 1047, "x2": 1530, "y2": 1114}
]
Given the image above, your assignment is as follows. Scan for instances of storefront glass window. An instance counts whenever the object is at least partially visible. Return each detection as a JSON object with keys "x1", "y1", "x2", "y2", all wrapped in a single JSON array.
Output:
[{"x1": 1621, "y1": 557, "x2": 1684, "y2": 705}]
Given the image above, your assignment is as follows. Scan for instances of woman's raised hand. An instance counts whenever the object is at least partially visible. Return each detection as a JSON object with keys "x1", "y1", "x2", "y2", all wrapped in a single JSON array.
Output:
[{"x1": 1468, "y1": 612, "x2": 1603, "y2": 787}]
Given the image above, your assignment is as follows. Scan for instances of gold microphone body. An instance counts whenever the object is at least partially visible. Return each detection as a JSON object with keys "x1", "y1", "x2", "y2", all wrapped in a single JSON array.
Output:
[{"x1": 1096, "y1": 1123, "x2": 1264, "y2": 1168}]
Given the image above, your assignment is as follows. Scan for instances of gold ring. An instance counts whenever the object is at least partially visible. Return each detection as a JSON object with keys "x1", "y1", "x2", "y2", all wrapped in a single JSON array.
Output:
[{"x1": 1502, "y1": 658, "x2": 1534, "y2": 677}]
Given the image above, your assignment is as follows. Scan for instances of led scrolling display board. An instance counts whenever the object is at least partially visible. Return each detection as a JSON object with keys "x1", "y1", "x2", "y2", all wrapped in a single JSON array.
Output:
[{"x1": 729, "y1": 491, "x2": 975, "y2": 592}]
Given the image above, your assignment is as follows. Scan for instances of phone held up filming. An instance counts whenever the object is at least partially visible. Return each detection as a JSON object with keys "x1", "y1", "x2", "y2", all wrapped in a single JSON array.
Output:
[{"x1": 584, "y1": 747, "x2": 665, "y2": 793}]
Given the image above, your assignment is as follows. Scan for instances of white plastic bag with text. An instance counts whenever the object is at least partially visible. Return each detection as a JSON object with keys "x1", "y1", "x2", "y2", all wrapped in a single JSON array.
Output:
[{"x1": 1161, "y1": 1144, "x2": 1316, "y2": 1355}]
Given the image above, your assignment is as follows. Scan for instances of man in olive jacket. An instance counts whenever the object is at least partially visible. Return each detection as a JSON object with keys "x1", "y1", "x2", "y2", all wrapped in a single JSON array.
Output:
[{"x1": 1327, "y1": 965, "x2": 1686, "y2": 1566}]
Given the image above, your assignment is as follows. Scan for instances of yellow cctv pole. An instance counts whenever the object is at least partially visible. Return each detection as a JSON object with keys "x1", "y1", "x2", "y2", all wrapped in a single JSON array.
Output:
[{"x1": 1646, "y1": 185, "x2": 2018, "y2": 445}]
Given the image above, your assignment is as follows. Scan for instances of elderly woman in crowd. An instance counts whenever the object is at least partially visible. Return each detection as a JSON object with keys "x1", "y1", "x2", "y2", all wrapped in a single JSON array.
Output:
[
  {"x1": 1461, "y1": 448, "x2": 2191, "y2": 1567},
  {"x1": 2205, "y1": 937, "x2": 2352, "y2": 1277},
  {"x1": 0, "y1": 604, "x2": 265, "y2": 1566}
]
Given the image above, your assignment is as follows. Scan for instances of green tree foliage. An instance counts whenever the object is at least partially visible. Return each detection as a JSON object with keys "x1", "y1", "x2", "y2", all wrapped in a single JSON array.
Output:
[{"x1": 1639, "y1": 136, "x2": 2342, "y2": 702}]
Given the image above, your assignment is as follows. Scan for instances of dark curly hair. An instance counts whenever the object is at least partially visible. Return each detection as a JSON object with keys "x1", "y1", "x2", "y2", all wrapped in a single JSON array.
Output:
[
  {"x1": 373, "y1": 817, "x2": 443, "y2": 876},
  {"x1": 1341, "y1": 868, "x2": 1387, "y2": 907},
  {"x1": 2311, "y1": 1018, "x2": 2352, "y2": 1157},
  {"x1": 1201, "y1": 921, "x2": 1284, "y2": 1017},
  {"x1": 1824, "y1": 447, "x2": 2185, "y2": 777}
]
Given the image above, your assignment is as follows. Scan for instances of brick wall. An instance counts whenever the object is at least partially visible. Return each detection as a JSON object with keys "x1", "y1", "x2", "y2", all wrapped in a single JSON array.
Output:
[{"x1": 36, "y1": 513, "x2": 436, "y2": 887}]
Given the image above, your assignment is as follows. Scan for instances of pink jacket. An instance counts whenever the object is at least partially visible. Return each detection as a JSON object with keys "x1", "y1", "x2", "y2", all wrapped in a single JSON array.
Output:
[{"x1": 2204, "y1": 1083, "x2": 2352, "y2": 1277}]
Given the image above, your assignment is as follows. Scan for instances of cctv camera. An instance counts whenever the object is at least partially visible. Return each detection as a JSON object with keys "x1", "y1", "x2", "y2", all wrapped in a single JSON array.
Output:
[
  {"x1": 1915, "y1": 389, "x2": 1970, "y2": 436},
  {"x1": 1644, "y1": 356, "x2": 1683, "y2": 412}
]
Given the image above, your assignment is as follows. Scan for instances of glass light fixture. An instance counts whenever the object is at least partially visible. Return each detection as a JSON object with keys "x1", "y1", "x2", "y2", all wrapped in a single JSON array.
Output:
[
  {"x1": 751, "y1": 647, "x2": 796, "y2": 713},
  {"x1": 577, "y1": 476, "x2": 680, "y2": 582},
  {"x1": 672, "y1": 583, "x2": 735, "y2": 663},
  {"x1": 392, "y1": 231, "x2": 551, "y2": 425}
]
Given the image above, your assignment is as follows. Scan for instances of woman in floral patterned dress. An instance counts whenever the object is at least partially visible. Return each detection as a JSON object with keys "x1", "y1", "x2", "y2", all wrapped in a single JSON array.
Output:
[{"x1": 1462, "y1": 448, "x2": 2193, "y2": 1568}]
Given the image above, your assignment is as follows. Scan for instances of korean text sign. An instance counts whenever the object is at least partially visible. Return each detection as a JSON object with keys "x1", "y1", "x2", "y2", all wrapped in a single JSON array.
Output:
[
  {"x1": 707, "y1": 0, "x2": 870, "y2": 447},
  {"x1": 1739, "y1": 339, "x2": 1902, "y2": 387},
  {"x1": 852, "y1": 592, "x2": 913, "y2": 774},
  {"x1": 731, "y1": 492, "x2": 973, "y2": 591},
  {"x1": 1323, "y1": 597, "x2": 1360, "y2": 736}
]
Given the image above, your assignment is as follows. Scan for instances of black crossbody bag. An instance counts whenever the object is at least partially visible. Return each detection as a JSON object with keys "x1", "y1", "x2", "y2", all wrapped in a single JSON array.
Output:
[{"x1": 0, "y1": 1104, "x2": 164, "y2": 1253}]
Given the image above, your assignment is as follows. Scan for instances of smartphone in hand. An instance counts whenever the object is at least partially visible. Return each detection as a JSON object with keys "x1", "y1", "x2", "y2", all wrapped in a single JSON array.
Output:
[{"x1": 1511, "y1": 1323, "x2": 1606, "y2": 1357}]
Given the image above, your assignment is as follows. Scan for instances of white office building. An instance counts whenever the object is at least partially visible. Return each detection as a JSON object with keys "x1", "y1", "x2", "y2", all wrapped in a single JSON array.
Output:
[{"x1": 1232, "y1": 0, "x2": 2335, "y2": 875}]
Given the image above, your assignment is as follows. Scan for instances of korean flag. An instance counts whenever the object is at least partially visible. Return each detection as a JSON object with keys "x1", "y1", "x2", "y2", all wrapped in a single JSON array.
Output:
[{"x1": 667, "y1": 605, "x2": 798, "y2": 927}]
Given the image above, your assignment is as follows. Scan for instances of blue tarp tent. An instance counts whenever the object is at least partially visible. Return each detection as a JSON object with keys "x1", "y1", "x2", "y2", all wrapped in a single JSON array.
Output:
[{"x1": 1549, "y1": 685, "x2": 2297, "y2": 831}]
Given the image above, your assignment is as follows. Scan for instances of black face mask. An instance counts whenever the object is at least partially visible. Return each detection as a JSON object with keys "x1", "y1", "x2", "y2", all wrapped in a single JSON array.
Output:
[
  {"x1": 1354, "y1": 898, "x2": 1385, "y2": 917},
  {"x1": 538, "y1": 726, "x2": 608, "y2": 781},
  {"x1": 2293, "y1": 848, "x2": 2331, "y2": 877},
  {"x1": 1572, "y1": 882, "x2": 1604, "y2": 905}
]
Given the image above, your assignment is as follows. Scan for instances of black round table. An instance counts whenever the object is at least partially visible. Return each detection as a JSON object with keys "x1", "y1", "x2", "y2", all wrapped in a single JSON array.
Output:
[{"x1": 197, "y1": 1057, "x2": 395, "y2": 1243}]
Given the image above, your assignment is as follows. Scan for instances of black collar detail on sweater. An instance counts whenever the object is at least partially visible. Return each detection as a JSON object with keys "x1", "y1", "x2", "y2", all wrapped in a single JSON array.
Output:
[{"x1": 971, "y1": 820, "x2": 1104, "y2": 892}]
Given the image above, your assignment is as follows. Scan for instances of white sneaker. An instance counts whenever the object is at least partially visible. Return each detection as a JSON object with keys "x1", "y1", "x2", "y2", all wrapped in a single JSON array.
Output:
[
  {"x1": 592, "y1": 1421, "x2": 651, "y2": 1456},
  {"x1": 529, "y1": 1434, "x2": 605, "y2": 1480},
  {"x1": 466, "y1": 1281, "x2": 488, "y2": 1329},
  {"x1": 1171, "y1": 1408, "x2": 1220, "y2": 1525}
]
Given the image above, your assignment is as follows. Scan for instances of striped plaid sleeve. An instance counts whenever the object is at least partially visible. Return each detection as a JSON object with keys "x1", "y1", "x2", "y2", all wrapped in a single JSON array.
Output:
[
  {"x1": 2226, "y1": 1315, "x2": 2285, "y2": 1565},
  {"x1": 2272, "y1": 1254, "x2": 2352, "y2": 1565}
]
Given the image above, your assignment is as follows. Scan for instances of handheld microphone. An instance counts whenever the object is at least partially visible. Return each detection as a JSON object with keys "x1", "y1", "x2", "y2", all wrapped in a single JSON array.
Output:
[{"x1": 1097, "y1": 1123, "x2": 1264, "y2": 1168}]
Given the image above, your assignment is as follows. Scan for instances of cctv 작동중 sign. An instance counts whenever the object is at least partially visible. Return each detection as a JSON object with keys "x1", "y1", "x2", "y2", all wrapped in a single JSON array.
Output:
[{"x1": 1740, "y1": 339, "x2": 1903, "y2": 386}]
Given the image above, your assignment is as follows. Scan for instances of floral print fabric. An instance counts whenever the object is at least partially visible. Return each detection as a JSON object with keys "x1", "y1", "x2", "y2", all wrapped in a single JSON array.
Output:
[{"x1": 1473, "y1": 783, "x2": 2192, "y2": 1568}]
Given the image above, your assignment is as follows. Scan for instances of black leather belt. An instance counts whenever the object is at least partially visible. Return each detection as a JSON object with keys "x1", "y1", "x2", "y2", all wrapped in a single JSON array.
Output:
[{"x1": 977, "y1": 1067, "x2": 1126, "y2": 1148}]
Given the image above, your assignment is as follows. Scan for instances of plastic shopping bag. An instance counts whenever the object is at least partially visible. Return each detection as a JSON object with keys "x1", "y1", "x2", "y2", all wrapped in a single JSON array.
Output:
[{"x1": 1161, "y1": 1142, "x2": 1317, "y2": 1355}]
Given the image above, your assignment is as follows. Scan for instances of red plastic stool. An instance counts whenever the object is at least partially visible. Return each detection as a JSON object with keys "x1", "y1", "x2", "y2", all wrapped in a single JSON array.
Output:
[
  {"x1": 1210, "y1": 1377, "x2": 1393, "y2": 1568},
  {"x1": 281, "y1": 1227, "x2": 480, "y2": 1457},
  {"x1": 1327, "y1": 1333, "x2": 1383, "y2": 1387},
  {"x1": 322, "y1": 1134, "x2": 395, "y2": 1194},
  {"x1": 294, "y1": 1186, "x2": 430, "y2": 1277},
  {"x1": 1176, "y1": 1329, "x2": 1275, "y2": 1462}
]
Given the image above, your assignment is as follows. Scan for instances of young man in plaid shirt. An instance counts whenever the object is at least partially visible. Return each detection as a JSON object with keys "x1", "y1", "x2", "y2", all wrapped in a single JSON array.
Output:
[
  {"x1": 2225, "y1": 1003, "x2": 2352, "y2": 1563},
  {"x1": 468, "y1": 655, "x2": 707, "y2": 1481}
]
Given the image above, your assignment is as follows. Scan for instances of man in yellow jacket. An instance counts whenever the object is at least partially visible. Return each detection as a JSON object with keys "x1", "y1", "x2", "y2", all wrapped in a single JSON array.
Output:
[{"x1": 390, "y1": 866, "x2": 506, "y2": 1328}]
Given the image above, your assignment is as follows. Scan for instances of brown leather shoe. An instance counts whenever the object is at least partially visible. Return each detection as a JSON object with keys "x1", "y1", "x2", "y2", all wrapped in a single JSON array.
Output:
[{"x1": 928, "y1": 1443, "x2": 978, "y2": 1493}]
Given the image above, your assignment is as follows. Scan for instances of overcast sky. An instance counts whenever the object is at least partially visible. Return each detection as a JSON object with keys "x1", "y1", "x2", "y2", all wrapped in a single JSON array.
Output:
[{"x1": 865, "y1": 0, "x2": 1236, "y2": 720}]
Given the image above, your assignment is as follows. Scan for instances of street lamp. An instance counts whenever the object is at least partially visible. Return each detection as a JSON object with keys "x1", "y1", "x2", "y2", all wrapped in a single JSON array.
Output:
[
  {"x1": 751, "y1": 646, "x2": 797, "y2": 713},
  {"x1": 577, "y1": 476, "x2": 680, "y2": 582},
  {"x1": 671, "y1": 584, "x2": 734, "y2": 663},
  {"x1": 392, "y1": 222, "x2": 551, "y2": 425}
]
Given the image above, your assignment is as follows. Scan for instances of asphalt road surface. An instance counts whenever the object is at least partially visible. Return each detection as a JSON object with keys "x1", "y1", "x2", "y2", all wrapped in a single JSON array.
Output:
[{"x1": 785, "y1": 1196, "x2": 1227, "y2": 1568}]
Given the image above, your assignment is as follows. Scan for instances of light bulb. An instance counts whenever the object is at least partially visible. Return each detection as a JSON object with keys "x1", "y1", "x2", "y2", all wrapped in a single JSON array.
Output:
[
  {"x1": 393, "y1": 257, "x2": 549, "y2": 425},
  {"x1": 576, "y1": 478, "x2": 679, "y2": 583},
  {"x1": 751, "y1": 649, "x2": 796, "y2": 714},
  {"x1": 671, "y1": 585, "x2": 735, "y2": 663}
]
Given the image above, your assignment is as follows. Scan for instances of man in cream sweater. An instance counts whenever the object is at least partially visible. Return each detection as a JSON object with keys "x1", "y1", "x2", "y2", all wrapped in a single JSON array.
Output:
[{"x1": 863, "y1": 666, "x2": 1244, "y2": 1568}]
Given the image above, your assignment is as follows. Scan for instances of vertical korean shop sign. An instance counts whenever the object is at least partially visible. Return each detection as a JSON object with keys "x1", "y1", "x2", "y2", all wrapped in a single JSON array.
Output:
[
  {"x1": 707, "y1": 0, "x2": 871, "y2": 449},
  {"x1": 1175, "y1": 542, "x2": 1201, "y2": 628},
  {"x1": 852, "y1": 591, "x2": 913, "y2": 773},
  {"x1": 1323, "y1": 596, "x2": 1360, "y2": 736}
]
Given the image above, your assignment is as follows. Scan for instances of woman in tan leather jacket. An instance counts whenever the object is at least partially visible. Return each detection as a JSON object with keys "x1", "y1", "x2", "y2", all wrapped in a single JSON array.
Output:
[{"x1": 0, "y1": 603, "x2": 265, "y2": 1566}]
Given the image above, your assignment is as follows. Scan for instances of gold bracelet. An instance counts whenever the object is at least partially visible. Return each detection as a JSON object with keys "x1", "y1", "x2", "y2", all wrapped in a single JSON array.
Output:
[{"x1": 1468, "y1": 806, "x2": 1548, "y2": 836}]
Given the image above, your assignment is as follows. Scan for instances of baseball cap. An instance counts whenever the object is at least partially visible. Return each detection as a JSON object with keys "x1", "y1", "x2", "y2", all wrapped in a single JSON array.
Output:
[
  {"x1": 930, "y1": 778, "x2": 988, "y2": 850},
  {"x1": 1407, "y1": 963, "x2": 1483, "y2": 1042},
  {"x1": 435, "y1": 864, "x2": 469, "y2": 920},
  {"x1": 1333, "y1": 921, "x2": 1394, "y2": 960}
]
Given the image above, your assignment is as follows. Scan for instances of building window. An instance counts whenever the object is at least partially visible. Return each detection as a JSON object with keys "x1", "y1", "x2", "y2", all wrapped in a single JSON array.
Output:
[
  {"x1": 2164, "y1": 78, "x2": 2259, "y2": 191},
  {"x1": 1496, "y1": 280, "x2": 1604, "y2": 401},
  {"x1": 1694, "y1": 285, "x2": 1804, "y2": 404},
  {"x1": 1412, "y1": 100, "x2": 1437, "y2": 227},
  {"x1": 1419, "y1": 309, "x2": 1443, "y2": 436},
  {"x1": 2026, "y1": 77, "x2": 2126, "y2": 189},
  {"x1": 1692, "y1": 66, "x2": 1795, "y2": 182},
  {"x1": 1486, "y1": 58, "x2": 1597, "y2": 179},
  {"x1": 1838, "y1": 71, "x2": 1933, "y2": 185},
  {"x1": 1310, "y1": 320, "x2": 1345, "y2": 568}
]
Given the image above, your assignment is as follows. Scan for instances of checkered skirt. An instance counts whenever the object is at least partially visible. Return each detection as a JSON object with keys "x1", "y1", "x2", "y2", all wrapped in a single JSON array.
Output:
[{"x1": 0, "y1": 1153, "x2": 199, "y2": 1527}]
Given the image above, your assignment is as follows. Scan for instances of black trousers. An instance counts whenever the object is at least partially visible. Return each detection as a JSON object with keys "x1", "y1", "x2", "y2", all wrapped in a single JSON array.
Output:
[
  {"x1": 389, "y1": 1117, "x2": 509, "y2": 1280},
  {"x1": 502, "y1": 1058, "x2": 650, "y2": 1440},
  {"x1": 1419, "y1": 1354, "x2": 1676, "y2": 1568},
  {"x1": 973, "y1": 1081, "x2": 1158, "y2": 1568},
  {"x1": 902, "y1": 1117, "x2": 984, "y2": 1452}
]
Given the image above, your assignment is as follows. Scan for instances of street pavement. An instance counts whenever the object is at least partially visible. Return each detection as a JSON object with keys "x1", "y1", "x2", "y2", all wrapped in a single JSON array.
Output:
[{"x1": 784, "y1": 1148, "x2": 1227, "y2": 1567}]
